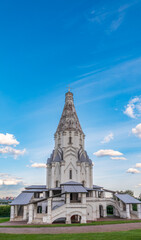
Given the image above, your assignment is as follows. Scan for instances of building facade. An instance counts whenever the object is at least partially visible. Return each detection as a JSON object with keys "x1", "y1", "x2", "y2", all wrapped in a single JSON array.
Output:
[{"x1": 10, "y1": 91, "x2": 141, "y2": 224}]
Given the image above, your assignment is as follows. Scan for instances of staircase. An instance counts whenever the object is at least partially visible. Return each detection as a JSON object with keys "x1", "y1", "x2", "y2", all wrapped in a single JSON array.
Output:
[{"x1": 51, "y1": 204, "x2": 66, "y2": 222}]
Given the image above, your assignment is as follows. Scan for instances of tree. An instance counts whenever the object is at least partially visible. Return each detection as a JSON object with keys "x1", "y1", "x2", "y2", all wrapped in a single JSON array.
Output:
[{"x1": 117, "y1": 190, "x2": 134, "y2": 197}]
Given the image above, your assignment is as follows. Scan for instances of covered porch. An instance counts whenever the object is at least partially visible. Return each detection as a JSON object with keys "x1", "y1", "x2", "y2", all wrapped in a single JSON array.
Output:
[{"x1": 115, "y1": 194, "x2": 141, "y2": 219}]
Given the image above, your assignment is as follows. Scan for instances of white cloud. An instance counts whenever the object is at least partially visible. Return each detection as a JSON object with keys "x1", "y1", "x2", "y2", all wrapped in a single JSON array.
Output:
[
  {"x1": 124, "y1": 97, "x2": 141, "y2": 118},
  {"x1": 93, "y1": 149, "x2": 123, "y2": 157},
  {"x1": 0, "y1": 173, "x2": 23, "y2": 186},
  {"x1": 0, "y1": 133, "x2": 19, "y2": 146},
  {"x1": 0, "y1": 179, "x2": 3, "y2": 185},
  {"x1": 31, "y1": 163, "x2": 46, "y2": 168},
  {"x1": 127, "y1": 168, "x2": 140, "y2": 174},
  {"x1": 101, "y1": 133, "x2": 114, "y2": 143},
  {"x1": 110, "y1": 13, "x2": 124, "y2": 31},
  {"x1": 132, "y1": 123, "x2": 141, "y2": 138},
  {"x1": 136, "y1": 163, "x2": 141, "y2": 168},
  {"x1": 2, "y1": 179, "x2": 22, "y2": 185},
  {"x1": 111, "y1": 157, "x2": 127, "y2": 160},
  {"x1": 0, "y1": 146, "x2": 26, "y2": 159}
]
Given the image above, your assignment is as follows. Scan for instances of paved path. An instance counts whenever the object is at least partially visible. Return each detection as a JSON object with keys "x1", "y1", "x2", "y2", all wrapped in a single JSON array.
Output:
[{"x1": 0, "y1": 222, "x2": 141, "y2": 234}]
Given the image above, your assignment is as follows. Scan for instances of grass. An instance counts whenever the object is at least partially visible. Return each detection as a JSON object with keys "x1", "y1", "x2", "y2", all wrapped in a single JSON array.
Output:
[
  {"x1": 0, "y1": 229, "x2": 141, "y2": 240},
  {"x1": 0, "y1": 218, "x2": 10, "y2": 223},
  {"x1": 0, "y1": 219, "x2": 141, "y2": 228}
]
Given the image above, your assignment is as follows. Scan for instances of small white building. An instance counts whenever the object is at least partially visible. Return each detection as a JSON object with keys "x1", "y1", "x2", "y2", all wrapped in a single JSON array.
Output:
[{"x1": 10, "y1": 91, "x2": 141, "y2": 224}]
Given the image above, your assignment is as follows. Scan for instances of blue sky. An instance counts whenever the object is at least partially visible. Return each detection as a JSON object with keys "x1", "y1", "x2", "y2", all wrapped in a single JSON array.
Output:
[{"x1": 0, "y1": 0, "x2": 141, "y2": 197}]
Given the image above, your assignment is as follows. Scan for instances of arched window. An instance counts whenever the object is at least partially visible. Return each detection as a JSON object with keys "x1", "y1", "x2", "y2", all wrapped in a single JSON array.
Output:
[{"x1": 69, "y1": 169, "x2": 72, "y2": 179}]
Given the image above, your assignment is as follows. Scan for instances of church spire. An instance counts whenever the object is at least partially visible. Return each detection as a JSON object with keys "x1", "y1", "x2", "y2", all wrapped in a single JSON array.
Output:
[{"x1": 55, "y1": 91, "x2": 84, "y2": 135}]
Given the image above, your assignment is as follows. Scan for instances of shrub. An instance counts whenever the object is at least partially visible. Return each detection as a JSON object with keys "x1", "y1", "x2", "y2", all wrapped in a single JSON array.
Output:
[{"x1": 0, "y1": 205, "x2": 10, "y2": 217}]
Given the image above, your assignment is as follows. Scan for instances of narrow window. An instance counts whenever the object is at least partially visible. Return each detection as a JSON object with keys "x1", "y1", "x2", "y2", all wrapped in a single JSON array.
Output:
[
  {"x1": 69, "y1": 136, "x2": 72, "y2": 144},
  {"x1": 37, "y1": 206, "x2": 42, "y2": 214},
  {"x1": 82, "y1": 181, "x2": 85, "y2": 187},
  {"x1": 56, "y1": 181, "x2": 59, "y2": 187},
  {"x1": 69, "y1": 169, "x2": 72, "y2": 179}
]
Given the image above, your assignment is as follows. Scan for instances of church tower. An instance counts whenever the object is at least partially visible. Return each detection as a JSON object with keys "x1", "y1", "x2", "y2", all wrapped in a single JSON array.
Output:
[{"x1": 46, "y1": 91, "x2": 93, "y2": 188}]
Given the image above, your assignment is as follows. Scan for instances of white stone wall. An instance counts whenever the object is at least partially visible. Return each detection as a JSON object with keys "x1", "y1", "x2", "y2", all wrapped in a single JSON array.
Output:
[{"x1": 47, "y1": 142, "x2": 93, "y2": 188}]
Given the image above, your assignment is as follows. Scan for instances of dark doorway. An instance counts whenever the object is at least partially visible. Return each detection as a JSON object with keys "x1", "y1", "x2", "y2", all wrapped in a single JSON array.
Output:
[
  {"x1": 71, "y1": 215, "x2": 81, "y2": 223},
  {"x1": 99, "y1": 205, "x2": 104, "y2": 217},
  {"x1": 107, "y1": 205, "x2": 114, "y2": 215}
]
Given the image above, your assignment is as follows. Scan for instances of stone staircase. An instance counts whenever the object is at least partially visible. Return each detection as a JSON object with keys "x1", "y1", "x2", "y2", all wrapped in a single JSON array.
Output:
[{"x1": 51, "y1": 204, "x2": 66, "y2": 222}]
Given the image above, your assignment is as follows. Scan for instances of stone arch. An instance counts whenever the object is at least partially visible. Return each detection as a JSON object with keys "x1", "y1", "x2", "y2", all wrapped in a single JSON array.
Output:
[
  {"x1": 52, "y1": 217, "x2": 66, "y2": 224},
  {"x1": 69, "y1": 211, "x2": 83, "y2": 224},
  {"x1": 107, "y1": 205, "x2": 114, "y2": 215},
  {"x1": 69, "y1": 211, "x2": 83, "y2": 219},
  {"x1": 106, "y1": 203, "x2": 120, "y2": 217}
]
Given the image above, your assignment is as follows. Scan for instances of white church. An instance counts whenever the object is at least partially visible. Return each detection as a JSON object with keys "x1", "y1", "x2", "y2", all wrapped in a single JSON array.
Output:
[{"x1": 10, "y1": 90, "x2": 141, "y2": 224}]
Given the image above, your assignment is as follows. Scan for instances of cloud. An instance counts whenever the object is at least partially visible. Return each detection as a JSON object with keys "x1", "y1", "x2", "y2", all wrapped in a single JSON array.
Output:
[
  {"x1": 110, "y1": 13, "x2": 124, "y2": 31},
  {"x1": 0, "y1": 146, "x2": 26, "y2": 159},
  {"x1": 0, "y1": 178, "x2": 22, "y2": 185},
  {"x1": 88, "y1": 2, "x2": 137, "y2": 33},
  {"x1": 0, "y1": 133, "x2": 19, "y2": 146},
  {"x1": 0, "y1": 173, "x2": 23, "y2": 186},
  {"x1": 136, "y1": 163, "x2": 141, "y2": 168},
  {"x1": 124, "y1": 97, "x2": 141, "y2": 118},
  {"x1": 93, "y1": 149, "x2": 123, "y2": 157},
  {"x1": 111, "y1": 157, "x2": 127, "y2": 160},
  {"x1": 0, "y1": 173, "x2": 25, "y2": 197},
  {"x1": 31, "y1": 163, "x2": 46, "y2": 168},
  {"x1": 101, "y1": 133, "x2": 114, "y2": 143},
  {"x1": 132, "y1": 123, "x2": 141, "y2": 138},
  {"x1": 127, "y1": 168, "x2": 140, "y2": 174}
]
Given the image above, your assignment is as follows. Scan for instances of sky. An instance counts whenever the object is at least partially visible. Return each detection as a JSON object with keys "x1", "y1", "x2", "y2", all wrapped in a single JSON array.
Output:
[{"x1": 0, "y1": 0, "x2": 141, "y2": 197}]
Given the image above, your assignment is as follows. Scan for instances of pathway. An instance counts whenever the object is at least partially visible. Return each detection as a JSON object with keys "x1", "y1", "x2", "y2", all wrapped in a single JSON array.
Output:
[{"x1": 0, "y1": 222, "x2": 141, "y2": 234}]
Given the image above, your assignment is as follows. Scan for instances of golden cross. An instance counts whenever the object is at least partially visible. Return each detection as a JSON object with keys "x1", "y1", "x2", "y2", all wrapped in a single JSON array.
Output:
[{"x1": 67, "y1": 85, "x2": 71, "y2": 92}]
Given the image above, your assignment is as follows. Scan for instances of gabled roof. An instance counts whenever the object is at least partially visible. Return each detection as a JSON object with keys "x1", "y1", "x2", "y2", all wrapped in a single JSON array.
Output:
[
  {"x1": 63, "y1": 185, "x2": 87, "y2": 193},
  {"x1": 10, "y1": 192, "x2": 33, "y2": 205},
  {"x1": 61, "y1": 181, "x2": 82, "y2": 186},
  {"x1": 115, "y1": 194, "x2": 141, "y2": 204}
]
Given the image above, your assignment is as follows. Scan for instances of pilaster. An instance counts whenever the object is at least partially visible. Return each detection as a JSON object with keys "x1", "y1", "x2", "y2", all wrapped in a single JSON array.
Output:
[
  {"x1": 28, "y1": 204, "x2": 34, "y2": 224},
  {"x1": 126, "y1": 204, "x2": 131, "y2": 219},
  {"x1": 137, "y1": 204, "x2": 141, "y2": 219},
  {"x1": 10, "y1": 206, "x2": 15, "y2": 221}
]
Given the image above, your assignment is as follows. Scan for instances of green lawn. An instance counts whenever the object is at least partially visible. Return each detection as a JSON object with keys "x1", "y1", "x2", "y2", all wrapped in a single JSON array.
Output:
[
  {"x1": 0, "y1": 218, "x2": 10, "y2": 223},
  {"x1": 0, "y1": 230, "x2": 141, "y2": 240},
  {"x1": 0, "y1": 219, "x2": 141, "y2": 228}
]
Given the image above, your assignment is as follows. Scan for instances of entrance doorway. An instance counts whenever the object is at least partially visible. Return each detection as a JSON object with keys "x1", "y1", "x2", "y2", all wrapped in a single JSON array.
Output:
[{"x1": 71, "y1": 215, "x2": 81, "y2": 223}]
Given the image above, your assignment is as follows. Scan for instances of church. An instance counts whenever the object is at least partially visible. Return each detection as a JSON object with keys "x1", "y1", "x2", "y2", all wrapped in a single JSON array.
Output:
[{"x1": 10, "y1": 90, "x2": 141, "y2": 224}]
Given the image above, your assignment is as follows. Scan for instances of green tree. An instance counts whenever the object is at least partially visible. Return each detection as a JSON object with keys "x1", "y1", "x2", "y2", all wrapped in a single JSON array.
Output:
[{"x1": 117, "y1": 190, "x2": 134, "y2": 197}]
